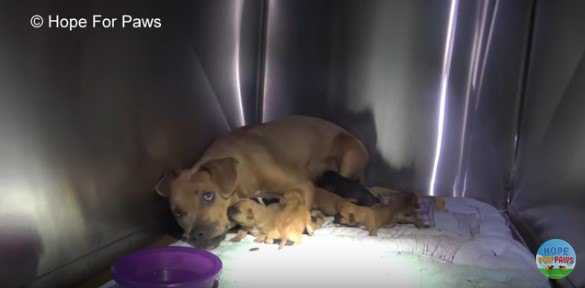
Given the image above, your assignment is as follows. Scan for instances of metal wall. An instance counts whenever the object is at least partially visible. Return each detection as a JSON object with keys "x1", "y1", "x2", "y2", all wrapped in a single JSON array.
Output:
[
  {"x1": 2, "y1": 0, "x2": 582, "y2": 287},
  {"x1": 0, "y1": 0, "x2": 260, "y2": 287},
  {"x1": 510, "y1": 1, "x2": 585, "y2": 287},
  {"x1": 261, "y1": 0, "x2": 534, "y2": 207}
]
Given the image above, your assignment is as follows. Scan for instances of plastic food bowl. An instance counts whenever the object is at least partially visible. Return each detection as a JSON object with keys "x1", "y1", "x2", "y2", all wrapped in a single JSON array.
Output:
[{"x1": 111, "y1": 246, "x2": 222, "y2": 288}]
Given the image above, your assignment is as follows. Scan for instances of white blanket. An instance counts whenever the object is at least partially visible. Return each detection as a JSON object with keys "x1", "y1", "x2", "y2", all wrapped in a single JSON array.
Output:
[{"x1": 102, "y1": 197, "x2": 550, "y2": 288}]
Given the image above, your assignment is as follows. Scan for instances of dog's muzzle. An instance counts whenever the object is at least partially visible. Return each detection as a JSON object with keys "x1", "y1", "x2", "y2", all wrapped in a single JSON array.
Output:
[{"x1": 184, "y1": 222, "x2": 225, "y2": 249}]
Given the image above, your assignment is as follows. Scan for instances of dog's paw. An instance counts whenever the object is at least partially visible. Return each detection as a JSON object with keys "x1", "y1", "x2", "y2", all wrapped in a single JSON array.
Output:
[
  {"x1": 229, "y1": 236, "x2": 242, "y2": 242},
  {"x1": 368, "y1": 231, "x2": 378, "y2": 237}
]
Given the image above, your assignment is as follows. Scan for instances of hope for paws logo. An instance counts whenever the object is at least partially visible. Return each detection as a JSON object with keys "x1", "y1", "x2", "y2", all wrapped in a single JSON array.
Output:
[{"x1": 536, "y1": 239, "x2": 576, "y2": 279}]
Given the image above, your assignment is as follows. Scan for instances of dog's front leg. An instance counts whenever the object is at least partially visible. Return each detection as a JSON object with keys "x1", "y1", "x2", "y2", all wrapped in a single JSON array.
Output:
[
  {"x1": 297, "y1": 181, "x2": 316, "y2": 211},
  {"x1": 287, "y1": 181, "x2": 316, "y2": 217}
]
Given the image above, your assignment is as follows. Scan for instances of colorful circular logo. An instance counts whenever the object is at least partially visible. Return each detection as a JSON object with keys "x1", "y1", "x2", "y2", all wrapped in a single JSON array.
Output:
[{"x1": 536, "y1": 239, "x2": 576, "y2": 279}]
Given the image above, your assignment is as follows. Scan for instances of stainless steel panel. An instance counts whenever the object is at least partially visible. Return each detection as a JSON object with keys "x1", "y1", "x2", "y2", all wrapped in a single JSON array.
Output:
[
  {"x1": 511, "y1": 1, "x2": 585, "y2": 287},
  {"x1": 261, "y1": 0, "x2": 533, "y2": 207},
  {"x1": 0, "y1": 1, "x2": 260, "y2": 287}
]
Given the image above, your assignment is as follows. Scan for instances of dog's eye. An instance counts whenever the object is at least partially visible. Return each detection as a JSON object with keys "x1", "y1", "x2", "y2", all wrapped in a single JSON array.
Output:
[{"x1": 202, "y1": 191, "x2": 215, "y2": 202}]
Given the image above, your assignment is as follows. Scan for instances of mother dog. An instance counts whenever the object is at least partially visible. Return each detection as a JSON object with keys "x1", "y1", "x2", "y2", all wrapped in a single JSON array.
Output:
[{"x1": 156, "y1": 116, "x2": 368, "y2": 249}]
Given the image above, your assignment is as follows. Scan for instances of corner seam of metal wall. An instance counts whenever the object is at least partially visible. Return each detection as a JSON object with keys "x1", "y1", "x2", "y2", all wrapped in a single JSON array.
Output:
[
  {"x1": 507, "y1": 210, "x2": 576, "y2": 288},
  {"x1": 254, "y1": 0, "x2": 269, "y2": 125},
  {"x1": 505, "y1": 0, "x2": 539, "y2": 211}
]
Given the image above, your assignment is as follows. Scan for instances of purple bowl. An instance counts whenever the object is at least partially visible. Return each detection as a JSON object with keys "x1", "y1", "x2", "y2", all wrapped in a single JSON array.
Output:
[{"x1": 111, "y1": 246, "x2": 222, "y2": 288}]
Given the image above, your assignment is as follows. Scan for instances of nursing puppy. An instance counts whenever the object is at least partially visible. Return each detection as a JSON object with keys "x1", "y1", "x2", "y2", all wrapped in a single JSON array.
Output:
[
  {"x1": 312, "y1": 187, "x2": 357, "y2": 216},
  {"x1": 316, "y1": 170, "x2": 379, "y2": 206},
  {"x1": 228, "y1": 192, "x2": 319, "y2": 249},
  {"x1": 228, "y1": 199, "x2": 284, "y2": 242},
  {"x1": 334, "y1": 192, "x2": 428, "y2": 236}
]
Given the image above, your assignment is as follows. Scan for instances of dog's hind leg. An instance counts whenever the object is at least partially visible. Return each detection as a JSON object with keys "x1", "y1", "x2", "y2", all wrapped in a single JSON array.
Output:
[
  {"x1": 254, "y1": 234, "x2": 267, "y2": 243},
  {"x1": 278, "y1": 237, "x2": 288, "y2": 250},
  {"x1": 289, "y1": 232, "x2": 303, "y2": 245}
]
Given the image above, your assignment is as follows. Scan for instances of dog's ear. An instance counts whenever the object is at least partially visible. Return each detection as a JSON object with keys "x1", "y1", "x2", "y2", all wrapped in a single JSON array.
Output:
[
  {"x1": 201, "y1": 157, "x2": 239, "y2": 198},
  {"x1": 246, "y1": 208, "x2": 254, "y2": 220},
  {"x1": 155, "y1": 168, "x2": 179, "y2": 198}
]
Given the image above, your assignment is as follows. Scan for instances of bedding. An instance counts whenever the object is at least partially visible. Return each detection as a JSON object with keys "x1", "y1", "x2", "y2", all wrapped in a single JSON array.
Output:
[{"x1": 101, "y1": 197, "x2": 550, "y2": 288}]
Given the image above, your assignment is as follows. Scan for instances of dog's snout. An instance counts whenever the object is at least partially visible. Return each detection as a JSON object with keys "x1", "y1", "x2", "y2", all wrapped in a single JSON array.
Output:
[
  {"x1": 190, "y1": 226, "x2": 211, "y2": 242},
  {"x1": 228, "y1": 205, "x2": 241, "y2": 220},
  {"x1": 190, "y1": 227, "x2": 205, "y2": 241},
  {"x1": 189, "y1": 223, "x2": 221, "y2": 242}
]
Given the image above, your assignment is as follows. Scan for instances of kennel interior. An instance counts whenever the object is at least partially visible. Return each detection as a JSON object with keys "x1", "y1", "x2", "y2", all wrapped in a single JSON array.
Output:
[{"x1": 1, "y1": 0, "x2": 584, "y2": 287}]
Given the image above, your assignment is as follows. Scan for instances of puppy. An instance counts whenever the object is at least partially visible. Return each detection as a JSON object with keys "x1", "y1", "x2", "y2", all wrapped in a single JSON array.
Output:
[
  {"x1": 334, "y1": 202, "x2": 388, "y2": 236},
  {"x1": 312, "y1": 187, "x2": 357, "y2": 216},
  {"x1": 385, "y1": 190, "x2": 421, "y2": 216},
  {"x1": 334, "y1": 193, "x2": 428, "y2": 236},
  {"x1": 272, "y1": 191, "x2": 316, "y2": 249},
  {"x1": 316, "y1": 170, "x2": 379, "y2": 206},
  {"x1": 228, "y1": 199, "x2": 284, "y2": 243},
  {"x1": 256, "y1": 192, "x2": 326, "y2": 233},
  {"x1": 228, "y1": 192, "x2": 317, "y2": 249}
]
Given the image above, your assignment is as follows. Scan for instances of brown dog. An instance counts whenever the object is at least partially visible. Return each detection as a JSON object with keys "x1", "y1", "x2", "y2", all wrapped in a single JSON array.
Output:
[
  {"x1": 334, "y1": 192, "x2": 428, "y2": 236},
  {"x1": 156, "y1": 116, "x2": 368, "y2": 249},
  {"x1": 228, "y1": 192, "x2": 317, "y2": 249}
]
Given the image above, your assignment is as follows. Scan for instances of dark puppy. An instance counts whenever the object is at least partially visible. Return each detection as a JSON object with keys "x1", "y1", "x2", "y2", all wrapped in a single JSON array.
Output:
[{"x1": 315, "y1": 170, "x2": 379, "y2": 206}]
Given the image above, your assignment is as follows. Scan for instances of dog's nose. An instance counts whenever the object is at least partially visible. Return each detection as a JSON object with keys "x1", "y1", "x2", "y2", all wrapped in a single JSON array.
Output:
[
  {"x1": 189, "y1": 224, "x2": 220, "y2": 242},
  {"x1": 190, "y1": 226, "x2": 208, "y2": 242},
  {"x1": 227, "y1": 206, "x2": 241, "y2": 220}
]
